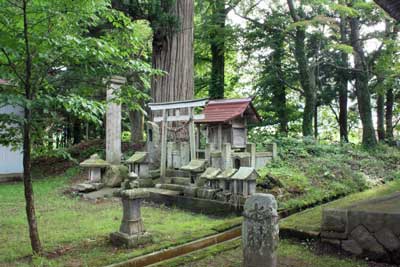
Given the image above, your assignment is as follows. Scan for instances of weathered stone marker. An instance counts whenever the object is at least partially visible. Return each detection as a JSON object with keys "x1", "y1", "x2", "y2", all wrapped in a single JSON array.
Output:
[
  {"x1": 243, "y1": 193, "x2": 279, "y2": 267},
  {"x1": 110, "y1": 189, "x2": 152, "y2": 248},
  {"x1": 106, "y1": 76, "x2": 126, "y2": 165}
]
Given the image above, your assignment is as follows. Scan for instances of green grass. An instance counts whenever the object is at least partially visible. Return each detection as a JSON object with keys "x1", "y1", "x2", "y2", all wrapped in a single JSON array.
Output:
[
  {"x1": 0, "y1": 168, "x2": 239, "y2": 267},
  {"x1": 159, "y1": 239, "x2": 368, "y2": 267},
  {"x1": 280, "y1": 179, "x2": 400, "y2": 233}
]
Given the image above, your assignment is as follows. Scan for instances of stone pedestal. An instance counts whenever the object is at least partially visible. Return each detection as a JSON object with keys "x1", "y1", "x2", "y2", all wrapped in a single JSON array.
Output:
[
  {"x1": 243, "y1": 193, "x2": 279, "y2": 267},
  {"x1": 110, "y1": 189, "x2": 152, "y2": 248},
  {"x1": 106, "y1": 76, "x2": 126, "y2": 165}
]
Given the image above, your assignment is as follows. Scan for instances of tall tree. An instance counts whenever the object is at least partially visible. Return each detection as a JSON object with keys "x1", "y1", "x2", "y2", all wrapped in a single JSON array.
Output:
[
  {"x1": 287, "y1": 0, "x2": 317, "y2": 137},
  {"x1": 21, "y1": 0, "x2": 42, "y2": 254},
  {"x1": 349, "y1": 1, "x2": 377, "y2": 147},
  {"x1": 337, "y1": 6, "x2": 350, "y2": 142},
  {"x1": 208, "y1": 0, "x2": 226, "y2": 99},
  {"x1": 206, "y1": 0, "x2": 240, "y2": 99}
]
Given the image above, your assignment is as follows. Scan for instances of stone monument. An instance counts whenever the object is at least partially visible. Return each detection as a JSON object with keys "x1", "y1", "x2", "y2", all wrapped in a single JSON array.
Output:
[
  {"x1": 110, "y1": 189, "x2": 152, "y2": 248},
  {"x1": 106, "y1": 75, "x2": 126, "y2": 165},
  {"x1": 103, "y1": 76, "x2": 128, "y2": 187},
  {"x1": 242, "y1": 193, "x2": 279, "y2": 267}
]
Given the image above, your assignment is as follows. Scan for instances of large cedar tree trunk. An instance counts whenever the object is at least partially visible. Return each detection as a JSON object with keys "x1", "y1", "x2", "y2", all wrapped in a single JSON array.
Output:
[
  {"x1": 151, "y1": 0, "x2": 194, "y2": 104},
  {"x1": 22, "y1": 0, "x2": 42, "y2": 254},
  {"x1": 349, "y1": 13, "x2": 377, "y2": 147}
]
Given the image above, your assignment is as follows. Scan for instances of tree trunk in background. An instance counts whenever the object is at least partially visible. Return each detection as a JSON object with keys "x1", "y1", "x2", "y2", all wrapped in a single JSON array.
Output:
[
  {"x1": 349, "y1": 12, "x2": 377, "y2": 147},
  {"x1": 287, "y1": 0, "x2": 316, "y2": 137},
  {"x1": 314, "y1": 105, "x2": 318, "y2": 139},
  {"x1": 386, "y1": 88, "x2": 394, "y2": 141},
  {"x1": 295, "y1": 28, "x2": 316, "y2": 137},
  {"x1": 377, "y1": 94, "x2": 385, "y2": 141},
  {"x1": 22, "y1": 0, "x2": 42, "y2": 254},
  {"x1": 272, "y1": 34, "x2": 288, "y2": 136},
  {"x1": 129, "y1": 110, "x2": 144, "y2": 145},
  {"x1": 209, "y1": 0, "x2": 225, "y2": 99},
  {"x1": 151, "y1": 0, "x2": 194, "y2": 104},
  {"x1": 338, "y1": 9, "x2": 349, "y2": 142},
  {"x1": 73, "y1": 120, "x2": 82, "y2": 145}
]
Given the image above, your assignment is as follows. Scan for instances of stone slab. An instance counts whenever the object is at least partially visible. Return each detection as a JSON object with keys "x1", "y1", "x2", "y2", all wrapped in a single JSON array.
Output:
[
  {"x1": 321, "y1": 192, "x2": 400, "y2": 264},
  {"x1": 82, "y1": 187, "x2": 119, "y2": 200},
  {"x1": 72, "y1": 182, "x2": 104, "y2": 193}
]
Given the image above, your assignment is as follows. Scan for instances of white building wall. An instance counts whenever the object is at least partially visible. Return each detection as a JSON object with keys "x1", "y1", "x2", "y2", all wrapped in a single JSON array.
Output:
[{"x1": 0, "y1": 105, "x2": 23, "y2": 177}]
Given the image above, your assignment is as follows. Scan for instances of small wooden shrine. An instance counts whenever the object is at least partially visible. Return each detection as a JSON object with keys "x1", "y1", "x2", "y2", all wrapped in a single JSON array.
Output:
[{"x1": 195, "y1": 98, "x2": 261, "y2": 150}]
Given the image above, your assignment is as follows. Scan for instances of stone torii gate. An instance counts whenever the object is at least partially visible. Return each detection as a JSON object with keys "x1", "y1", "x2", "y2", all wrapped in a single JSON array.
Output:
[{"x1": 148, "y1": 98, "x2": 208, "y2": 179}]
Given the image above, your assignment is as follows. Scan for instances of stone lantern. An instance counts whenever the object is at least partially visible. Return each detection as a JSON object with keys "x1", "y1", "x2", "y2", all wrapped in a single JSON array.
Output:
[
  {"x1": 110, "y1": 189, "x2": 152, "y2": 248},
  {"x1": 126, "y1": 152, "x2": 150, "y2": 179},
  {"x1": 79, "y1": 154, "x2": 109, "y2": 182}
]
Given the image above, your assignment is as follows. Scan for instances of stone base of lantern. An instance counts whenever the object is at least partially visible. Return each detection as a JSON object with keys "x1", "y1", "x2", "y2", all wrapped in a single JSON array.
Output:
[{"x1": 110, "y1": 231, "x2": 152, "y2": 248}]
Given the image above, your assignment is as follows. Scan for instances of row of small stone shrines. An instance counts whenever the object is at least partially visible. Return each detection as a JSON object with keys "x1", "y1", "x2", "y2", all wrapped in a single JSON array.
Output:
[{"x1": 110, "y1": 190, "x2": 279, "y2": 267}]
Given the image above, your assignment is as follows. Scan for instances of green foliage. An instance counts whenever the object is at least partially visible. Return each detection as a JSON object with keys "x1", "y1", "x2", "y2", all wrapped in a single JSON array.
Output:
[
  {"x1": 58, "y1": 94, "x2": 105, "y2": 125},
  {"x1": 194, "y1": 0, "x2": 241, "y2": 98},
  {"x1": 122, "y1": 131, "x2": 131, "y2": 142},
  {"x1": 0, "y1": 0, "x2": 155, "y2": 153},
  {"x1": 255, "y1": 137, "x2": 400, "y2": 211}
]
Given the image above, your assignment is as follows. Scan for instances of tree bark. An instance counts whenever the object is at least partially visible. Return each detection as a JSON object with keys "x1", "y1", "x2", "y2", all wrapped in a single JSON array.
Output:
[
  {"x1": 209, "y1": 0, "x2": 226, "y2": 99},
  {"x1": 314, "y1": 104, "x2": 318, "y2": 139},
  {"x1": 72, "y1": 120, "x2": 82, "y2": 145},
  {"x1": 287, "y1": 0, "x2": 316, "y2": 137},
  {"x1": 349, "y1": 10, "x2": 377, "y2": 147},
  {"x1": 338, "y1": 8, "x2": 349, "y2": 142},
  {"x1": 22, "y1": 0, "x2": 42, "y2": 254},
  {"x1": 377, "y1": 93, "x2": 385, "y2": 141},
  {"x1": 151, "y1": 0, "x2": 194, "y2": 104},
  {"x1": 385, "y1": 88, "x2": 394, "y2": 141},
  {"x1": 272, "y1": 34, "x2": 288, "y2": 136},
  {"x1": 129, "y1": 109, "x2": 144, "y2": 145}
]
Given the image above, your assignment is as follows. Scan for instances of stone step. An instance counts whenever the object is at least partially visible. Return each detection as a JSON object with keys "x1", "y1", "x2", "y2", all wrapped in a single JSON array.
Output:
[
  {"x1": 156, "y1": 184, "x2": 186, "y2": 192},
  {"x1": 166, "y1": 169, "x2": 190, "y2": 178},
  {"x1": 170, "y1": 177, "x2": 191, "y2": 186}
]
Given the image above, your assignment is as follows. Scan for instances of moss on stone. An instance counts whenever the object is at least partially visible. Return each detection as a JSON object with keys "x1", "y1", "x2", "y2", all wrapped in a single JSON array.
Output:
[{"x1": 280, "y1": 179, "x2": 400, "y2": 234}]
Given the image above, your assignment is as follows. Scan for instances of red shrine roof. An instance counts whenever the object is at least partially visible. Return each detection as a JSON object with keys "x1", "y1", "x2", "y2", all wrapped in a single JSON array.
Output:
[{"x1": 196, "y1": 98, "x2": 261, "y2": 124}]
